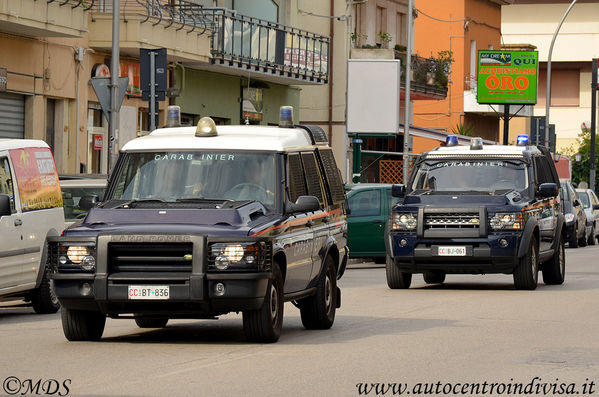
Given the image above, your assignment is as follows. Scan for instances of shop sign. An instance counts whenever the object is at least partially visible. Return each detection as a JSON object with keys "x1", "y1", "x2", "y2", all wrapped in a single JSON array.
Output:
[
  {"x1": 0, "y1": 68, "x2": 7, "y2": 92},
  {"x1": 242, "y1": 87, "x2": 263, "y2": 121},
  {"x1": 477, "y1": 50, "x2": 538, "y2": 105},
  {"x1": 93, "y1": 134, "x2": 103, "y2": 150}
]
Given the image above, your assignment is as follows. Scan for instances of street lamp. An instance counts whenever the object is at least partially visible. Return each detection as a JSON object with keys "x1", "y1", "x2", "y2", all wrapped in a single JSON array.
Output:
[{"x1": 545, "y1": 0, "x2": 578, "y2": 147}]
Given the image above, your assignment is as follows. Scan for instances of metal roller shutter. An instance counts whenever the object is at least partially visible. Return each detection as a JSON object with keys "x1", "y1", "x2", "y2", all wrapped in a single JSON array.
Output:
[{"x1": 0, "y1": 92, "x2": 25, "y2": 139}]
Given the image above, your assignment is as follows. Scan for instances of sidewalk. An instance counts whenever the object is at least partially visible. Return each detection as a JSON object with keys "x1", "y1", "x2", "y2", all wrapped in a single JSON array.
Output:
[{"x1": 346, "y1": 259, "x2": 385, "y2": 270}]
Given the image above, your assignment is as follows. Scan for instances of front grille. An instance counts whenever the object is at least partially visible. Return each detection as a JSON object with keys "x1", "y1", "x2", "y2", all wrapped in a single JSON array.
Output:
[
  {"x1": 424, "y1": 213, "x2": 481, "y2": 229},
  {"x1": 108, "y1": 243, "x2": 193, "y2": 273}
]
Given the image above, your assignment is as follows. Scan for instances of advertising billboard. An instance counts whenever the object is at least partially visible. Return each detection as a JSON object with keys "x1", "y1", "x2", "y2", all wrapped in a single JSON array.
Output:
[{"x1": 477, "y1": 50, "x2": 538, "y2": 105}]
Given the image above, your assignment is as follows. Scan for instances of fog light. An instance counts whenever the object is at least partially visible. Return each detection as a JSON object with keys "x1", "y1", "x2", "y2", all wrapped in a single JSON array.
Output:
[
  {"x1": 399, "y1": 238, "x2": 408, "y2": 247},
  {"x1": 81, "y1": 256, "x2": 96, "y2": 271},
  {"x1": 214, "y1": 282, "x2": 225, "y2": 296},
  {"x1": 58, "y1": 256, "x2": 67, "y2": 265},
  {"x1": 80, "y1": 282, "x2": 92, "y2": 296},
  {"x1": 245, "y1": 255, "x2": 256, "y2": 264},
  {"x1": 215, "y1": 255, "x2": 230, "y2": 270},
  {"x1": 499, "y1": 238, "x2": 509, "y2": 248}
]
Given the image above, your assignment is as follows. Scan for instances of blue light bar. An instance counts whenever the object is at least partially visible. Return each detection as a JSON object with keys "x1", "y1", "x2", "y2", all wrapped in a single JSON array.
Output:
[
  {"x1": 446, "y1": 135, "x2": 459, "y2": 146},
  {"x1": 279, "y1": 106, "x2": 294, "y2": 128},
  {"x1": 516, "y1": 135, "x2": 529, "y2": 146}
]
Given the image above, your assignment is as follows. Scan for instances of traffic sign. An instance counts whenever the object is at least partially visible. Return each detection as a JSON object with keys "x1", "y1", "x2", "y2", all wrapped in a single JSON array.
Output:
[{"x1": 90, "y1": 76, "x2": 130, "y2": 122}]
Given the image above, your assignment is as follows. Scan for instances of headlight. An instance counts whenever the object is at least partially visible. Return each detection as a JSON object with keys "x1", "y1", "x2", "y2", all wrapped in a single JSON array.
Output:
[
  {"x1": 209, "y1": 242, "x2": 272, "y2": 272},
  {"x1": 565, "y1": 213, "x2": 575, "y2": 223},
  {"x1": 57, "y1": 243, "x2": 96, "y2": 272},
  {"x1": 490, "y1": 212, "x2": 524, "y2": 230},
  {"x1": 391, "y1": 213, "x2": 417, "y2": 231}
]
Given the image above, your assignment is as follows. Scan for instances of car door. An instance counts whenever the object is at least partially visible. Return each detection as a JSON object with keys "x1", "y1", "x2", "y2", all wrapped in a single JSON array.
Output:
[
  {"x1": 347, "y1": 188, "x2": 384, "y2": 256},
  {"x1": 0, "y1": 154, "x2": 25, "y2": 290},
  {"x1": 533, "y1": 155, "x2": 558, "y2": 253},
  {"x1": 282, "y1": 153, "x2": 314, "y2": 293},
  {"x1": 591, "y1": 191, "x2": 599, "y2": 231}
]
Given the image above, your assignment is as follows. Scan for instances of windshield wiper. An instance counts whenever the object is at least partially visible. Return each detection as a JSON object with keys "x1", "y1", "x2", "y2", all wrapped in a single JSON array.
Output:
[{"x1": 117, "y1": 199, "x2": 165, "y2": 208}]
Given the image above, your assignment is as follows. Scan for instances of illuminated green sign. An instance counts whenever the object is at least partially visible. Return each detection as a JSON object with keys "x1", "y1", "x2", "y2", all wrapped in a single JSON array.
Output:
[{"x1": 477, "y1": 50, "x2": 538, "y2": 105}]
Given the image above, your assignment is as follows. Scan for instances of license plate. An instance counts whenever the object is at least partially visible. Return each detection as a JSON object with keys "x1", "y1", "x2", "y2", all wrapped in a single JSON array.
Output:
[
  {"x1": 128, "y1": 286, "x2": 170, "y2": 300},
  {"x1": 437, "y1": 246, "x2": 466, "y2": 256}
]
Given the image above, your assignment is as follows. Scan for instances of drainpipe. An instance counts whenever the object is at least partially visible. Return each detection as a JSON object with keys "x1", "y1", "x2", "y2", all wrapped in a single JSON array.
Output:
[{"x1": 328, "y1": 0, "x2": 334, "y2": 144}]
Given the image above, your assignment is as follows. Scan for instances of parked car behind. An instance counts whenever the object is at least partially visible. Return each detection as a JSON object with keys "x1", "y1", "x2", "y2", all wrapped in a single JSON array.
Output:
[
  {"x1": 0, "y1": 139, "x2": 64, "y2": 313},
  {"x1": 346, "y1": 183, "x2": 401, "y2": 263},
  {"x1": 575, "y1": 188, "x2": 599, "y2": 245},
  {"x1": 59, "y1": 175, "x2": 107, "y2": 227},
  {"x1": 560, "y1": 181, "x2": 587, "y2": 248}
]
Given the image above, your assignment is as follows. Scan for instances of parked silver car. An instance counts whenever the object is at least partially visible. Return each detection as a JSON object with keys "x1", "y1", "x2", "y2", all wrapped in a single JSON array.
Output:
[{"x1": 576, "y1": 188, "x2": 599, "y2": 245}]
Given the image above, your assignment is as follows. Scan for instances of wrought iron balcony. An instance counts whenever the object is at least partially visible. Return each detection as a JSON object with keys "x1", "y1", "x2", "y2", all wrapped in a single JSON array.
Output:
[{"x1": 89, "y1": 1, "x2": 329, "y2": 84}]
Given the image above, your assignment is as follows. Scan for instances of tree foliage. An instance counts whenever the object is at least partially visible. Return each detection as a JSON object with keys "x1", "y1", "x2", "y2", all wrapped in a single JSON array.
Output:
[{"x1": 564, "y1": 128, "x2": 599, "y2": 187}]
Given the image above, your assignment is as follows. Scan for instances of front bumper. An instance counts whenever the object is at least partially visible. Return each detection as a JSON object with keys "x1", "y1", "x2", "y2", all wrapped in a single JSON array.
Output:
[
  {"x1": 49, "y1": 234, "x2": 271, "y2": 317},
  {"x1": 389, "y1": 232, "x2": 522, "y2": 274}
]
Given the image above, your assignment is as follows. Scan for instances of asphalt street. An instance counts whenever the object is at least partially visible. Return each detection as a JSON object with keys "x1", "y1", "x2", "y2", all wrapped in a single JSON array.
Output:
[{"x1": 1, "y1": 245, "x2": 598, "y2": 397}]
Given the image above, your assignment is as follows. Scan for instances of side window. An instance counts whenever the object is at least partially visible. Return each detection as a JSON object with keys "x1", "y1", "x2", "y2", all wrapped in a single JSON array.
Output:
[
  {"x1": 534, "y1": 156, "x2": 553, "y2": 185},
  {"x1": 348, "y1": 190, "x2": 381, "y2": 217},
  {"x1": 592, "y1": 192, "x2": 599, "y2": 206},
  {"x1": 300, "y1": 152, "x2": 325, "y2": 206},
  {"x1": 0, "y1": 157, "x2": 15, "y2": 212},
  {"x1": 317, "y1": 149, "x2": 345, "y2": 205},
  {"x1": 287, "y1": 153, "x2": 307, "y2": 203}
]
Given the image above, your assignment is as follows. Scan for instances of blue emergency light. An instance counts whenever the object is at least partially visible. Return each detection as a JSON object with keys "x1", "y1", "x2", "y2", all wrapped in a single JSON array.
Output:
[
  {"x1": 446, "y1": 135, "x2": 459, "y2": 147},
  {"x1": 279, "y1": 106, "x2": 294, "y2": 128},
  {"x1": 516, "y1": 135, "x2": 529, "y2": 146}
]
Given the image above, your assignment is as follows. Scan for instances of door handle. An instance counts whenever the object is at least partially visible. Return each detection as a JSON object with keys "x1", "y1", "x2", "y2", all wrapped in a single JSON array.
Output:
[
  {"x1": 372, "y1": 219, "x2": 382, "y2": 224},
  {"x1": 14, "y1": 218, "x2": 22, "y2": 226}
]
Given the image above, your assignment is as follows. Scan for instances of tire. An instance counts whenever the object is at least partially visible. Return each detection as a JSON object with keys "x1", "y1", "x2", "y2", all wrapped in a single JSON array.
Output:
[
  {"x1": 588, "y1": 227, "x2": 596, "y2": 246},
  {"x1": 61, "y1": 308, "x2": 106, "y2": 341},
  {"x1": 373, "y1": 257, "x2": 386, "y2": 264},
  {"x1": 569, "y1": 232, "x2": 579, "y2": 248},
  {"x1": 242, "y1": 262, "x2": 283, "y2": 343},
  {"x1": 134, "y1": 318, "x2": 168, "y2": 328},
  {"x1": 513, "y1": 235, "x2": 538, "y2": 290},
  {"x1": 386, "y1": 255, "x2": 412, "y2": 289},
  {"x1": 423, "y1": 270, "x2": 446, "y2": 284},
  {"x1": 542, "y1": 235, "x2": 565, "y2": 285},
  {"x1": 579, "y1": 228, "x2": 588, "y2": 247},
  {"x1": 299, "y1": 256, "x2": 338, "y2": 330},
  {"x1": 30, "y1": 265, "x2": 60, "y2": 314}
]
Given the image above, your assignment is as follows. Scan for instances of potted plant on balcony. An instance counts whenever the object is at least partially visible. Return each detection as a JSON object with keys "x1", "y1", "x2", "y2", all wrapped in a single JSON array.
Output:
[
  {"x1": 377, "y1": 32, "x2": 392, "y2": 49},
  {"x1": 351, "y1": 32, "x2": 368, "y2": 48}
]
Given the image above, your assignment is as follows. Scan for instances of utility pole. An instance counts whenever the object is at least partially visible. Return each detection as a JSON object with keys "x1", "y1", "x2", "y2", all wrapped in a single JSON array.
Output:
[
  {"x1": 402, "y1": 0, "x2": 413, "y2": 183},
  {"x1": 109, "y1": 0, "x2": 120, "y2": 173},
  {"x1": 545, "y1": 0, "x2": 577, "y2": 147}
]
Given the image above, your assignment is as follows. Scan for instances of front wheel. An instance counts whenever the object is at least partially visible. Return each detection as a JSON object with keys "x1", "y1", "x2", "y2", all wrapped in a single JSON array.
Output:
[
  {"x1": 386, "y1": 255, "x2": 412, "y2": 289},
  {"x1": 242, "y1": 263, "x2": 283, "y2": 343},
  {"x1": 579, "y1": 228, "x2": 588, "y2": 247},
  {"x1": 299, "y1": 256, "x2": 338, "y2": 330},
  {"x1": 513, "y1": 236, "x2": 538, "y2": 290},
  {"x1": 569, "y1": 232, "x2": 579, "y2": 248},
  {"x1": 30, "y1": 266, "x2": 60, "y2": 314},
  {"x1": 61, "y1": 308, "x2": 106, "y2": 341},
  {"x1": 542, "y1": 235, "x2": 565, "y2": 285}
]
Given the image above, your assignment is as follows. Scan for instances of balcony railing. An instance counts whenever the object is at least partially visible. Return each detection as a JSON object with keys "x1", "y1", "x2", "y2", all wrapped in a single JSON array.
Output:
[
  {"x1": 46, "y1": 0, "x2": 93, "y2": 10},
  {"x1": 90, "y1": 1, "x2": 329, "y2": 83},
  {"x1": 395, "y1": 50, "x2": 449, "y2": 98}
]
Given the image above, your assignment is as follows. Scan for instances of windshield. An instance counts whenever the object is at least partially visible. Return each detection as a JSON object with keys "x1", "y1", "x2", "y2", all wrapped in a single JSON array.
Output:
[
  {"x1": 578, "y1": 191, "x2": 590, "y2": 208},
  {"x1": 411, "y1": 160, "x2": 529, "y2": 194},
  {"x1": 108, "y1": 151, "x2": 277, "y2": 208}
]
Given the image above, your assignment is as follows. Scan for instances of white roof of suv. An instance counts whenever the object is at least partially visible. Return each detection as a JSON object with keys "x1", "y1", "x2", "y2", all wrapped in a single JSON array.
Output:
[
  {"x1": 425, "y1": 142, "x2": 541, "y2": 159},
  {"x1": 121, "y1": 125, "x2": 316, "y2": 152},
  {"x1": 0, "y1": 139, "x2": 50, "y2": 151}
]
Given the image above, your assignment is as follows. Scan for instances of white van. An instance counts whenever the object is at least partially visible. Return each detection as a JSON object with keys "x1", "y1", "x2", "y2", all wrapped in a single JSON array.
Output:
[{"x1": 0, "y1": 139, "x2": 64, "y2": 313}]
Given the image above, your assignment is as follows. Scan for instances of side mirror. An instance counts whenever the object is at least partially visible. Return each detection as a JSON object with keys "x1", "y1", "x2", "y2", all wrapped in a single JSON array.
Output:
[
  {"x1": 344, "y1": 199, "x2": 351, "y2": 215},
  {"x1": 286, "y1": 195, "x2": 320, "y2": 214},
  {"x1": 0, "y1": 194, "x2": 11, "y2": 217},
  {"x1": 391, "y1": 184, "x2": 406, "y2": 198},
  {"x1": 79, "y1": 194, "x2": 99, "y2": 211},
  {"x1": 573, "y1": 199, "x2": 581, "y2": 207},
  {"x1": 537, "y1": 183, "x2": 558, "y2": 198},
  {"x1": 593, "y1": 204, "x2": 599, "y2": 210}
]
